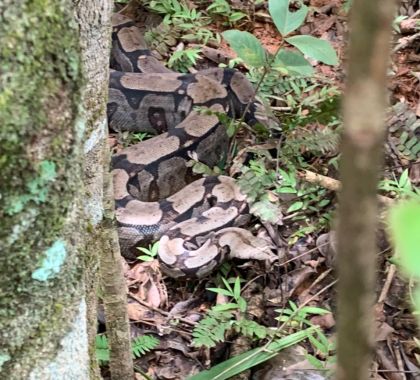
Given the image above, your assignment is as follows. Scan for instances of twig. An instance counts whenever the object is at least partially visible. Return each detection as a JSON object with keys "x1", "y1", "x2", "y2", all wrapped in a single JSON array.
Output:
[
  {"x1": 377, "y1": 263, "x2": 397, "y2": 303},
  {"x1": 299, "y1": 169, "x2": 395, "y2": 206},
  {"x1": 393, "y1": 31, "x2": 420, "y2": 53},
  {"x1": 128, "y1": 293, "x2": 197, "y2": 326}
]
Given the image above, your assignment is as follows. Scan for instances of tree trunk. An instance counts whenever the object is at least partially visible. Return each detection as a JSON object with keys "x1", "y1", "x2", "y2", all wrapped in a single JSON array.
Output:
[
  {"x1": 0, "y1": 1, "x2": 111, "y2": 378},
  {"x1": 336, "y1": 0, "x2": 396, "y2": 379}
]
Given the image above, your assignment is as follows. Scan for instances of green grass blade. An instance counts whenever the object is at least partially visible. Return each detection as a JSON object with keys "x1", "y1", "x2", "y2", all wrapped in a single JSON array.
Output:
[{"x1": 187, "y1": 327, "x2": 316, "y2": 380}]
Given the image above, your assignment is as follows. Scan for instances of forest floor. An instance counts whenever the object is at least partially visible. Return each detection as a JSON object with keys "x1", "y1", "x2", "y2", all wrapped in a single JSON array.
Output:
[{"x1": 103, "y1": 1, "x2": 420, "y2": 379}]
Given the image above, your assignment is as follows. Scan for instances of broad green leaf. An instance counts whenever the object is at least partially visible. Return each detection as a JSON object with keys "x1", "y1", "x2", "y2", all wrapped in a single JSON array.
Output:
[
  {"x1": 285, "y1": 35, "x2": 338, "y2": 65},
  {"x1": 222, "y1": 30, "x2": 267, "y2": 68},
  {"x1": 398, "y1": 169, "x2": 410, "y2": 188},
  {"x1": 389, "y1": 200, "x2": 420, "y2": 277},
  {"x1": 287, "y1": 201, "x2": 303, "y2": 213},
  {"x1": 277, "y1": 186, "x2": 297, "y2": 194},
  {"x1": 137, "y1": 255, "x2": 154, "y2": 262},
  {"x1": 269, "y1": 0, "x2": 308, "y2": 36},
  {"x1": 187, "y1": 327, "x2": 316, "y2": 380},
  {"x1": 274, "y1": 50, "x2": 314, "y2": 76},
  {"x1": 230, "y1": 12, "x2": 247, "y2": 22}
]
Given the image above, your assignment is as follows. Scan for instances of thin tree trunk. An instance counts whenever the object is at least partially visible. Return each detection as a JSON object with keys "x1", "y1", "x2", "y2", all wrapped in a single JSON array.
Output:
[
  {"x1": 74, "y1": 0, "x2": 113, "y2": 378},
  {"x1": 336, "y1": 1, "x2": 396, "y2": 379},
  {"x1": 100, "y1": 158, "x2": 135, "y2": 380}
]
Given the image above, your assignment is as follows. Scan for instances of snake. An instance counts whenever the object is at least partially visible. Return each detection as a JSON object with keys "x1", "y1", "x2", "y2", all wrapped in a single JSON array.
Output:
[{"x1": 108, "y1": 14, "x2": 277, "y2": 278}]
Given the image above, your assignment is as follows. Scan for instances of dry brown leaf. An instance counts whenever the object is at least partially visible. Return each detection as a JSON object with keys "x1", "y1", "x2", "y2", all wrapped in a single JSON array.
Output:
[
  {"x1": 310, "y1": 313, "x2": 336, "y2": 329},
  {"x1": 126, "y1": 302, "x2": 151, "y2": 321},
  {"x1": 146, "y1": 280, "x2": 162, "y2": 308}
]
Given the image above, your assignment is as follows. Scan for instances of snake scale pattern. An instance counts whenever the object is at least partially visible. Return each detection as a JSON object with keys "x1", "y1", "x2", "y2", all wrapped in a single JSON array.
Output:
[{"x1": 108, "y1": 14, "x2": 276, "y2": 278}]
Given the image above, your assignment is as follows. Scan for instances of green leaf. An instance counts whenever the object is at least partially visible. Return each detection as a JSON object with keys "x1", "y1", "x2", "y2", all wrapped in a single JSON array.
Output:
[
  {"x1": 131, "y1": 335, "x2": 159, "y2": 358},
  {"x1": 274, "y1": 50, "x2": 314, "y2": 76},
  {"x1": 222, "y1": 30, "x2": 267, "y2": 68},
  {"x1": 230, "y1": 12, "x2": 247, "y2": 22},
  {"x1": 233, "y1": 277, "x2": 241, "y2": 300},
  {"x1": 221, "y1": 277, "x2": 234, "y2": 293},
  {"x1": 308, "y1": 334, "x2": 329, "y2": 354},
  {"x1": 269, "y1": 0, "x2": 308, "y2": 36},
  {"x1": 305, "y1": 353, "x2": 325, "y2": 369},
  {"x1": 95, "y1": 335, "x2": 110, "y2": 363},
  {"x1": 398, "y1": 169, "x2": 410, "y2": 188},
  {"x1": 212, "y1": 303, "x2": 240, "y2": 312},
  {"x1": 277, "y1": 186, "x2": 297, "y2": 194},
  {"x1": 287, "y1": 201, "x2": 303, "y2": 213},
  {"x1": 137, "y1": 247, "x2": 151, "y2": 254},
  {"x1": 285, "y1": 35, "x2": 338, "y2": 65},
  {"x1": 300, "y1": 306, "x2": 331, "y2": 315},
  {"x1": 237, "y1": 297, "x2": 247, "y2": 313},
  {"x1": 207, "y1": 288, "x2": 234, "y2": 297},
  {"x1": 389, "y1": 200, "x2": 420, "y2": 277},
  {"x1": 187, "y1": 328, "x2": 316, "y2": 380},
  {"x1": 137, "y1": 255, "x2": 154, "y2": 262}
]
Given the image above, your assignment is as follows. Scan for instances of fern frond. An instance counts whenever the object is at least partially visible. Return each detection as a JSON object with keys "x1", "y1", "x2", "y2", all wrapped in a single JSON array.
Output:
[
  {"x1": 132, "y1": 335, "x2": 160, "y2": 358},
  {"x1": 281, "y1": 127, "x2": 340, "y2": 162},
  {"x1": 95, "y1": 335, "x2": 110, "y2": 364},
  {"x1": 192, "y1": 310, "x2": 233, "y2": 348},
  {"x1": 232, "y1": 319, "x2": 269, "y2": 340}
]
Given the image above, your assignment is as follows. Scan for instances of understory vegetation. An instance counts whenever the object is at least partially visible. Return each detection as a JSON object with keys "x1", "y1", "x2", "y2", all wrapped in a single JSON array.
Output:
[{"x1": 101, "y1": 0, "x2": 420, "y2": 379}]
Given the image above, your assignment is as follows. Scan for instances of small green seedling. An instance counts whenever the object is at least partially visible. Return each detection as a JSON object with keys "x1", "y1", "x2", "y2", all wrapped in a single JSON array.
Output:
[{"x1": 137, "y1": 242, "x2": 159, "y2": 262}]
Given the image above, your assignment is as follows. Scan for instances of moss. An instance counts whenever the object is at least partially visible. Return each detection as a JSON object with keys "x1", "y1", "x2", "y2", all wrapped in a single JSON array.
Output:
[{"x1": 0, "y1": 0, "x2": 87, "y2": 377}]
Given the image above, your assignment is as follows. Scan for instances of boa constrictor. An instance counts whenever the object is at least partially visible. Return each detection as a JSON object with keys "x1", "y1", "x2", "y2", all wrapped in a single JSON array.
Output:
[{"x1": 109, "y1": 14, "x2": 277, "y2": 278}]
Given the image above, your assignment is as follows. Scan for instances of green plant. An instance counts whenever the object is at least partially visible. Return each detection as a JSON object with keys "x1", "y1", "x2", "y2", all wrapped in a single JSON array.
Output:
[
  {"x1": 393, "y1": 15, "x2": 408, "y2": 33},
  {"x1": 132, "y1": 335, "x2": 160, "y2": 358},
  {"x1": 222, "y1": 0, "x2": 338, "y2": 72},
  {"x1": 188, "y1": 327, "x2": 317, "y2": 380},
  {"x1": 206, "y1": 0, "x2": 247, "y2": 26},
  {"x1": 143, "y1": 0, "x2": 218, "y2": 48},
  {"x1": 95, "y1": 334, "x2": 159, "y2": 364},
  {"x1": 275, "y1": 301, "x2": 330, "y2": 329},
  {"x1": 192, "y1": 277, "x2": 269, "y2": 348},
  {"x1": 237, "y1": 158, "x2": 333, "y2": 229},
  {"x1": 167, "y1": 47, "x2": 201, "y2": 72},
  {"x1": 208, "y1": 277, "x2": 247, "y2": 312},
  {"x1": 96, "y1": 335, "x2": 110, "y2": 365},
  {"x1": 379, "y1": 169, "x2": 420, "y2": 199},
  {"x1": 305, "y1": 330, "x2": 336, "y2": 372},
  {"x1": 192, "y1": 309, "x2": 235, "y2": 348},
  {"x1": 395, "y1": 130, "x2": 420, "y2": 160},
  {"x1": 118, "y1": 131, "x2": 153, "y2": 148},
  {"x1": 389, "y1": 200, "x2": 420, "y2": 322},
  {"x1": 275, "y1": 301, "x2": 335, "y2": 371},
  {"x1": 137, "y1": 241, "x2": 159, "y2": 262}
]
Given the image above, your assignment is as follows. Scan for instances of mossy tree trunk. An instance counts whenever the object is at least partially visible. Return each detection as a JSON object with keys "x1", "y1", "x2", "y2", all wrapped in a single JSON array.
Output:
[{"x1": 0, "y1": 1, "x2": 111, "y2": 379}]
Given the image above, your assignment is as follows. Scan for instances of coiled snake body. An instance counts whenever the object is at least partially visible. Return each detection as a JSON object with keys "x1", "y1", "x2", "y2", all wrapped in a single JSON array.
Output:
[{"x1": 109, "y1": 14, "x2": 276, "y2": 277}]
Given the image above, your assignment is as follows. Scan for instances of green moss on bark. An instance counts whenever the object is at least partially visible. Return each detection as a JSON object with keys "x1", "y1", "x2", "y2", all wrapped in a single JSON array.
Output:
[{"x1": 0, "y1": 0, "x2": 87, "y2": 377}]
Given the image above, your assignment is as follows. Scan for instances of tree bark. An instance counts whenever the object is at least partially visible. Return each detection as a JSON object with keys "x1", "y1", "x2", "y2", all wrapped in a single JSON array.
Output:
[
  {"x1": 74, "y1": 0, "x2": 114, "y2": 378},
  {"x1": 0, "y1": 1, "x2": 111, "y2": 378},
  {"x1": 336, "y1": 1, "x2": 396, "y2": 379}
]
